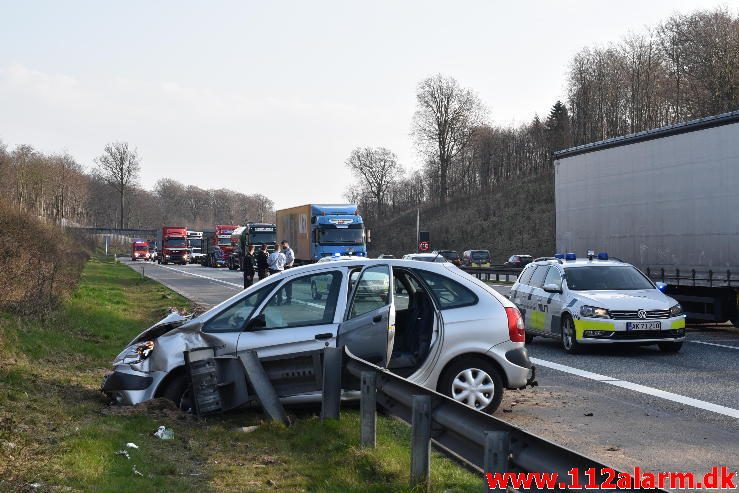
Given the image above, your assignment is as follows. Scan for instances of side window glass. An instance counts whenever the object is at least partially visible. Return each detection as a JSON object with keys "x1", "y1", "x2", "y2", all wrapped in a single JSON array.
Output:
[
  {"x1": 543, "y1": 267, "x2": 563, "y2": 289},
  {"x1": 262, "y1": 272, "x2": 342, "y2": 329},
  {"x1": 392, "y1": 273, "x2": 421, "y2": 311},
  {"x1": 529, "y1": 266, "x2": 549, "y2": 288},
  {"x1": 413, "y1": 269, "x2": 477, "y2": 310},
  {"x1": 204, "y1": 282, "x2": 277, "y2": 333},
  {"x1": 349, "y1": 265, "x2": 391, "y2": 319},
  {"x1": 518, "y1": 265, "x2": 535, "y2": 285}
]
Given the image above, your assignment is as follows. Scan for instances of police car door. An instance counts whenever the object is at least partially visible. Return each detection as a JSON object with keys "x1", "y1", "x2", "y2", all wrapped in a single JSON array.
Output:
[
  {"x1": 541, "y1": 266, "x2": 565, "y2": 336},
  {"x1": 338, "y1": 264, "x2": 395, "y2": 367},
  {"x1": 510, "y1": 264, "x2": 535, "y2": 328},
  {"x1": 527, "y1": 265, "x2": 551, "y2": 334}
]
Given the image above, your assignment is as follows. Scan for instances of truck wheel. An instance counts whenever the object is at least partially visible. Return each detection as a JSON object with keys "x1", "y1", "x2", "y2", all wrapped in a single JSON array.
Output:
[
  {"x1": 561, "y1": 315, "x2": 582, "y2": 354},
  {"x1": 438, "y1": 356, "x2": 504, "y2": 413},
  {"x1": 658, "y1": 342, "x2": 683, "y2": 353}
]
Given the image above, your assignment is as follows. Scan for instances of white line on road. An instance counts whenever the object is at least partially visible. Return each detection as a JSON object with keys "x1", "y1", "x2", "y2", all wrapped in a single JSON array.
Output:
[
  {"x1": 531, "y1": 357, "x2": 739, "y2": 419},
  {"x1": 690, "y1": 340, "x2": 739, "y2": 350},
  {"x1": 155, "y1": 264, "x2": 243, "y2": 289}
]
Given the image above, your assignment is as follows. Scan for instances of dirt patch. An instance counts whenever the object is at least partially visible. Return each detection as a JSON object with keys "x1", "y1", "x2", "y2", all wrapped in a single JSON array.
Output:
[{"x1": 100, "y1": 398, "x2": 195, "y2": 422}]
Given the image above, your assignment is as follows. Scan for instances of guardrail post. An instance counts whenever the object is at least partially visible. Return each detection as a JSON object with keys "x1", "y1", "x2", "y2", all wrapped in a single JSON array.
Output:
[
  {"x1": 321, "y1": 346, "x2": 342, "y2": 421},
  {"x1": 360, "y1": 371, "x2": 376, "y2": 448},
  {"x1": 410, "y1": 395, "x2": 431, "y2": 490},
  {"x1": 483, "y1": 431, "x2": 510, "y2": 491},
  {"x1": 242, "y1": 350, "x2": 290, "y2": 425}
]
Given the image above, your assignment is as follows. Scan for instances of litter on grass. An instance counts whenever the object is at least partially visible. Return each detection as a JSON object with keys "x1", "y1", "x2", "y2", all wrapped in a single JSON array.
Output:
[{"x1": 154, "y1": 425, "x2": 174, "y2": 440}]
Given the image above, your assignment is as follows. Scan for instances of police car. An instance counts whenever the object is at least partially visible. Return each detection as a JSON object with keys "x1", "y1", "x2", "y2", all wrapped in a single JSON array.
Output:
[{"x1": 510, "y1": 252, "x2": 686, "y2": 354}]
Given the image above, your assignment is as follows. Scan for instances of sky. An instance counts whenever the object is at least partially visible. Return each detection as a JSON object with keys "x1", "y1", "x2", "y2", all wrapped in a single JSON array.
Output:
[{"x1": 0, "y1": 1, "x2": 732, "y2": 209}]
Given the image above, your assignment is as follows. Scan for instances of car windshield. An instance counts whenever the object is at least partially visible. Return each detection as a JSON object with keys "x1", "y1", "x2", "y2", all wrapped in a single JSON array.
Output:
[
  {"x1": 318, "y1": 226, "x2": 364, "y2": 245},
  {"x1": 165, "y1": 238, "x2": 187, "y2": 248},
  {"x1": 565, "y1": 266, "x2": 654, "y2": 291},
  {"x1": 471, "y1": 251, "x2": 490, "y2": 260},
  {"x1": 441, "y1": 251, "x2": 459, "y2": 260}
]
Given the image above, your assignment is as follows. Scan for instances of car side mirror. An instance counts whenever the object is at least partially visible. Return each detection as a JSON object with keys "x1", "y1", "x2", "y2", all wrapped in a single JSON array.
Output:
[
  {"x1": 244, "y1": 313, "x2": 266, "y2": 331},
  {"x1": 543, "y1": 283, "x2": 562, "y2": 293}
]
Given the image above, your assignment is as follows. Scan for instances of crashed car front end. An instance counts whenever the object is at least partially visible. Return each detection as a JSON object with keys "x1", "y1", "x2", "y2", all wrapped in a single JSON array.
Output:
[{"x1": 102, "y1": 310, "x2": 196, "y2": 406}]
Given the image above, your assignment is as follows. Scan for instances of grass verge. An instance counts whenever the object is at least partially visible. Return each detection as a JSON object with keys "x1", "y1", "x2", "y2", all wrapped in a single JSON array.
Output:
[{"x1": 0, "y1": 256, "x2": 479, "y2": 492}]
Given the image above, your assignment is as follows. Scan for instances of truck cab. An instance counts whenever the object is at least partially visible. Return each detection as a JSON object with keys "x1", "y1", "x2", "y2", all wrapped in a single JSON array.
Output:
[
  {"x1": 187, "y1": 231, "x2": 205, "y2": 264},
  {"x1": 213, "y1": 225, "x2": 238, "y2": 268},
  {"x1": 228, "y1": 223, "x2": 277, "y2": 270},
  {"x1": 159, "y1": 227, "x2": 189, "y2": 265},
  {"x1": 131, "y1": 240, "x2": 150, "y2": 261}
]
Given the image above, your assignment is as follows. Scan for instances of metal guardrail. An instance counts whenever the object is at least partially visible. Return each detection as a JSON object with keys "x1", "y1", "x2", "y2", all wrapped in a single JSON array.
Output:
[
  {"x1": 646, "y1": 267, "x2": 735, "y2": 288},
  {"x1": 459, "y1": 265, "x2": 523, "y2": 283},
  {"x1": 340, "y1": 347, "x2": 667, "y2": 492}
]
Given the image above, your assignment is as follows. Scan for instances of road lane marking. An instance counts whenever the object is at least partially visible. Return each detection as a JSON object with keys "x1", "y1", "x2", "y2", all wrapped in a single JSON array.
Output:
[
  {"x1": 531, "y1": 357, "x2": 739, "y2": 419},
  {"x1": 153, "y1": 264, "x2": 243, "y2": 289},
  {"x1": 690, "y1": 340, "x2": 739, "y2": 350}
]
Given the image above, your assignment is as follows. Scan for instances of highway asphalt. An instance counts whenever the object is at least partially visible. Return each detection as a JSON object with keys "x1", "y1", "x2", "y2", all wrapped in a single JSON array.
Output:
[{"x1": 123, "y1": 259, "x2": 739, "y2": 481}]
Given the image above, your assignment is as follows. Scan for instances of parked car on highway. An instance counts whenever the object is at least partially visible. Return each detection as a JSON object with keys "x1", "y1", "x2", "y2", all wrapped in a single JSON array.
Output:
[
  {"x1": 510, "y1": 253, "x2": 686, "y2": 354},
  {"x1": 462, "y1": 250, "x2": 491, "y2": 268},
  {"x1": 377, "y1": 254, "x2": 395, "y2": 259},
  {"x1": 148, "y1": 246, "x2": 158, "y2": 262},
  {"x1": 505, "y1": 255, "x2": 533, "y2": 268},
  {"x1": 402, "y1": 253, "x2": 448, "y2": 263},
  {"x1": 103, "y1": 259, "x2": 535, "y2": 414},
  {"x1": 432, "y1": 250, "x2": 461, "y2": 266}
]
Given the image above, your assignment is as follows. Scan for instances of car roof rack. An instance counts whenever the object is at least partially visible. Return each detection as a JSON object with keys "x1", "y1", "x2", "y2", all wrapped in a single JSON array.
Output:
[{"x1": 533, "y1": 257, "x2": 563, "y2": 264}]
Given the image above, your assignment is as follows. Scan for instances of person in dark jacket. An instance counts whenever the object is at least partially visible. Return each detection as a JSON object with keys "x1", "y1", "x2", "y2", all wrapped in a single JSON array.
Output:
[
  {"x1": 243, "y1": 244, "x2": 256, "y2": 289},
  {"x1": 256, "y1": 244, "x2": 270, "y2": 280}
]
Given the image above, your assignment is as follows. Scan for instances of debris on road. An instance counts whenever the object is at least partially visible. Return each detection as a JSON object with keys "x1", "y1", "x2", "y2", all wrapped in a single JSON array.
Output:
[
  {"x1": 584, "y1": 412, "x2": 594, "y2": 417},
  {"x1": 154, "y1": 425, "x2": 174, "y2": 440}
]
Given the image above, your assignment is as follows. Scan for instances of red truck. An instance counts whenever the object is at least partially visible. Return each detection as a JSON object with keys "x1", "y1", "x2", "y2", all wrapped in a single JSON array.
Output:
[
  {"x1": 214, "y1": 224, "x2": 238, "y2": 267},
  {"x1": 131, "y1": 239, "x2": 150, "y2": 261},
  {"x1": 158, "y1": 227, "x2": 190, "y2": 265}
]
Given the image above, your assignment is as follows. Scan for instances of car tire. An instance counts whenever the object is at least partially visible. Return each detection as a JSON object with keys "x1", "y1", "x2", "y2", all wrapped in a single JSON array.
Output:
[
  {"x1": 438, "y1": 356, "x2": 504, "y2": 413},
  {"x1": 658, "y1": 341, "x2": 683, "y2": 353},
  {"x1": 160, "y1": 374, "x2": 194, "y2": 413},
  {"x1": 561, "y1": 315, "x2": 582, "y2": 354}
]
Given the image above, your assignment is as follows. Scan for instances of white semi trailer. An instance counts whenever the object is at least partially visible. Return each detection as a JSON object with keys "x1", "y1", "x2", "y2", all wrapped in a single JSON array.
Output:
[{"x1": 554, "y1": 110, "x2": 739, "y2": 326}]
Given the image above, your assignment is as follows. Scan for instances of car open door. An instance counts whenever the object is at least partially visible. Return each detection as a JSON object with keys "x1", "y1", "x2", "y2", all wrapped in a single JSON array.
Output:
[{"x1": 338, "y1": 264, "x2": 395, "y2": 367}]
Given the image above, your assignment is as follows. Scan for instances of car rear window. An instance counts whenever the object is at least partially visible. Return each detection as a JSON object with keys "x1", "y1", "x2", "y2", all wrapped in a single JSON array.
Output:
[{"x1": 412, "y1": 269, "x2": 477, "y2": 310}]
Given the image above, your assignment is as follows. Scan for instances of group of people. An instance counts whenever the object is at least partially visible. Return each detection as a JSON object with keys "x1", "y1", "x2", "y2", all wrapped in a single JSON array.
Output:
[{"x1": 242, "y1": 241, "x2": 295, "y2": 292}]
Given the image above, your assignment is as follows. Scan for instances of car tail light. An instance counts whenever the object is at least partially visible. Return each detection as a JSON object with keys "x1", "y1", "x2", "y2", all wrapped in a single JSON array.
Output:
[{"x1": 505, "y1": 306, "x2": 525, "y2": 343}]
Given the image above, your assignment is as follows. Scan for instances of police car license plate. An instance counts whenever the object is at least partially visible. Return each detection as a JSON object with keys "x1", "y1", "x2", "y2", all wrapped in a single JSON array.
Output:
[{"x1": 626, "y1": 321, "x2": 661, "y2": 331}]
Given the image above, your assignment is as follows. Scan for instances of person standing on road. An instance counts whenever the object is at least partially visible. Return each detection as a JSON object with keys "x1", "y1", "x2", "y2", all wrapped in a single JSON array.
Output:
[
  {"x1": 243, "y1": 244, "x2": 256, "y2": 289},
  {"x1": 256, "y1": 244, "x2": 270, "y2": 280},
  {"x1": 267, "y1": 243, "x2": 286, "y2": 276},
  {"x1": 281, "y1": 241, "x2": 295, "y2": 304}
]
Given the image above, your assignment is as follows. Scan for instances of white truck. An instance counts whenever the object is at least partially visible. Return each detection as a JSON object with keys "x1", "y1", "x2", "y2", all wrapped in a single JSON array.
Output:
[{"x1": 554, "y1": 110, "x2": 739, "y2": 326}]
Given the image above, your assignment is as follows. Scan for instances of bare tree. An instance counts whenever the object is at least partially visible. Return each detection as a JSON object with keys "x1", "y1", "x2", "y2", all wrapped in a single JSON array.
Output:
[
  {"x1": 94, "y1": 142, "x2": 141, "y2": 229},
  {"x1": 345, "y1": 147, "x2": 401, "y2": 217},
  {"x1": 412, "y1": 74, "x2": 487, "y2": 203}
]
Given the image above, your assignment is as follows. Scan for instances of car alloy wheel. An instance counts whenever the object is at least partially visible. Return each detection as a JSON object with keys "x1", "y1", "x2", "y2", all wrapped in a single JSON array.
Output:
[
  {"x1": 451, "y1": 368, "x2": 495, "y2": 409},
  {"x1": 561, "y1": 316, "x2": 581, "y2": 354}
]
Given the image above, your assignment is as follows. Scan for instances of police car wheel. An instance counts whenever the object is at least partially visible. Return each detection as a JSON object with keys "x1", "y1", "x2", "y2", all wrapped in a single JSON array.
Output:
[
  {"x1": 439, "y1": 357, "x2": 503, "y2": 413},
  {"x1": 658, "y1": 342, "x2": 683, "y2": 353},
  {"x1": 561, "y1": 316, "x2": 582, "y2": 354}
]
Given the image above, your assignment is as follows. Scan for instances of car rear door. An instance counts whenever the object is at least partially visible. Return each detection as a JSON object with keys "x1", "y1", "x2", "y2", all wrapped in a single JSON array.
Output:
[{"x1": 337, "y1": 264, "x2": 396, "y2": 367}]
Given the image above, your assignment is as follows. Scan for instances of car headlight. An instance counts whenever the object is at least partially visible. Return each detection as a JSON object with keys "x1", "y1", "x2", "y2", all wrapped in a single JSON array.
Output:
[
  {"x1": 669, "y1": 303, "x2": 683, "y2": 317},
  {"x1": 580, "y1": 305, "x2": 610, "y2": 318},
  {"x1": 114, "y1": 340, "x2": 155, "y2": 365}
]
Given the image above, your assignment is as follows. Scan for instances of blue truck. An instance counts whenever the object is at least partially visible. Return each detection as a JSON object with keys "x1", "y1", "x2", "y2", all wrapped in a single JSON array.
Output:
[{"x1": 276, "y1": 204, "x2": 367, "y2": 264}]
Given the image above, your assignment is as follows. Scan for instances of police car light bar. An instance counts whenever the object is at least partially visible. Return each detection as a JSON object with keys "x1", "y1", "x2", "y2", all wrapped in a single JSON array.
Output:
[
  {"x1": 597, "y1": 252, "x2": 609, "y2": 260},
  {"x1": 565, "y1": 252, "x2": 577, "y2": 261}
]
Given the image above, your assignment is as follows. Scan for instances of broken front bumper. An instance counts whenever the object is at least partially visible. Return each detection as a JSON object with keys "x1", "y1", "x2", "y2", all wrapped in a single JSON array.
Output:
[{"x1": 101, "y1": 368, "x2": 166, "y2": 406}]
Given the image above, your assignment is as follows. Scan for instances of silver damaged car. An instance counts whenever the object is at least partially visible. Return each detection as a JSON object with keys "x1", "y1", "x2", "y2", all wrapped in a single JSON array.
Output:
[{"x1": 103, "y1": 259, "x2": 535, "y2": 413}]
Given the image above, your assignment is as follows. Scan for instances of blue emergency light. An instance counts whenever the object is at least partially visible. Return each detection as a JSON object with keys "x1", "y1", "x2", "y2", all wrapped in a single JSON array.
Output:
[
  {"x1": 597, "y1": 252, "x2": 609, "y2": 260},
  {"x1": 554, "y1": 253, "x2": 565, "y2": 259},
  {"x1": 565, "y1": 253, "x2": 577, "y2": 261}
]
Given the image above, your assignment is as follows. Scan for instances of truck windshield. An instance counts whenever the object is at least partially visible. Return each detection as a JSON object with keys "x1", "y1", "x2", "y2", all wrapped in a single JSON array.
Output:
[
  {"x1": 134, "y1": 245, "x2": 147, "y2": 251},
  {"x1": 565, "y1": 266, "x2": 654, "y2": 291},
  {"x1": 250, "y1": 232, "x2": 276, "y2": 244},
  {"x1": 318, "y1": 226, "x2": 364, "y2": 245},
  {"x1": 189, "y1": 239, "x2": 202, "y2": 249},
  {"x1": 218, "y1": 237, "x2": 231, "y2": 246},
  {"x1": 165, "y1": 238, "x2": 187, "y2": 248}
]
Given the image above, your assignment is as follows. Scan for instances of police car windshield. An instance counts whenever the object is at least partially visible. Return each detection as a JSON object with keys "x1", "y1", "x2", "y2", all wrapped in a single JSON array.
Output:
[{"x1": 565, "y1": 266, "x2": 653, "y2": 291}]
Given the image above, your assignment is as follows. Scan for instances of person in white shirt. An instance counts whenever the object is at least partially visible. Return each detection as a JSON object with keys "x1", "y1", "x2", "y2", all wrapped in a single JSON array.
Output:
[
  {"x1": 281, "y1": 241, "x2": 295, "y2": 304},
  {"x1": 267, "y1": 243, "x2": 286, "y2": 275}
]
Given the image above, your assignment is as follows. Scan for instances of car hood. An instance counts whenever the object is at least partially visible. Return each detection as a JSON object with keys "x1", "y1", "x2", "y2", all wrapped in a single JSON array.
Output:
[
  {"x1": 128, "y1": 310, "x2": 195, "y2": 346},
  {"x1": 574, "y1": 290, "x2": 674, "y2": 310}
]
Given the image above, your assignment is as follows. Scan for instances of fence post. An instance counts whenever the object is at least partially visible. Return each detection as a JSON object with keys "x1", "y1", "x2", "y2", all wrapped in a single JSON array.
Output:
[
  {"x1": 410, "y1": 395, "x2": 431, "y2": 490},
  {"x1": 321, "y1": 346, "x2": 342, "y2": 421},
  {"x1": 483, "y1": 431, "x2": 510, "y2": 492},
  {"x1": 360, "y1": 371, "x2": 377, "y2": 448}
]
